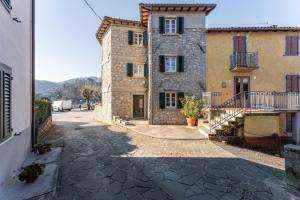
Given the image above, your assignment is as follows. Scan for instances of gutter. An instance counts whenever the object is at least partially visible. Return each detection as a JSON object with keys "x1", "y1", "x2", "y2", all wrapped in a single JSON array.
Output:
[{"x1": 31, "y1": 0, "x2": 36, "y2": 149}]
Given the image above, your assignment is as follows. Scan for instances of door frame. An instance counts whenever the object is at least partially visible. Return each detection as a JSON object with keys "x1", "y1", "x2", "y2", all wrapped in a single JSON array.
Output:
[
  {"x1": 131, "y1": 94, "x2": 146, "y2": 119},
  {"x1": 233, "y1": 76, "x2": 251, "y2": 97}
]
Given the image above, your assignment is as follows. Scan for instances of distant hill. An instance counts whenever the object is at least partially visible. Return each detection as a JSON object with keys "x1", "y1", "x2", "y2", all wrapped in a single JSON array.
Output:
[
  {"x1": 35, "y1": 80, "x2": 59, "y2": 94},
  {"x1": 35, "y1": 76, "x2": 101, "y2": 104}
]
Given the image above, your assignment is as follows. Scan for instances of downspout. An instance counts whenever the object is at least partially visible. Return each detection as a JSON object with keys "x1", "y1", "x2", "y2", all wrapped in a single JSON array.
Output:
[{"x1": 31, "y1": 0, "x2": 36, "y2": 149}]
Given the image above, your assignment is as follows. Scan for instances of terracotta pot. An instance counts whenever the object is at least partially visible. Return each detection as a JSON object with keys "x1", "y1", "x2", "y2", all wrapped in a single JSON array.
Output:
[{"x1": 186, "y1": 117, "x2": 197, "y2": 126}]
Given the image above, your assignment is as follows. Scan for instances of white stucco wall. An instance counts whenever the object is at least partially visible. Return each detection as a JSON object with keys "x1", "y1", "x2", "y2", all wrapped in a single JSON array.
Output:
[{"x1": 0, "y1": 0, "x2": 33, "y2": 188}]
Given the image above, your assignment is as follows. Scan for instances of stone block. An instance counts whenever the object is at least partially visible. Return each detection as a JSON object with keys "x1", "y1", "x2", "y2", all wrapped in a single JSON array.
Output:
[{"x1": 285, "y1": 144, "x2": 300, "y2": 197}]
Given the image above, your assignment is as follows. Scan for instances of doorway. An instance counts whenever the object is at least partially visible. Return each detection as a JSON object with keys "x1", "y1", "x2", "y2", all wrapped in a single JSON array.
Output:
[
  {"x1": 133, "y1": 95, "x2": 144, "y2": 119},
  {"x1": 234, "y1": 76, "x2": 250, "y2": 107}
]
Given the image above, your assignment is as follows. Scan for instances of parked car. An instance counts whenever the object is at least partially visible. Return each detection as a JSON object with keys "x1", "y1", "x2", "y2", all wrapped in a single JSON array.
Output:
[{"x1": 52, "y1": 100, "x2": 72, "y2": 112}]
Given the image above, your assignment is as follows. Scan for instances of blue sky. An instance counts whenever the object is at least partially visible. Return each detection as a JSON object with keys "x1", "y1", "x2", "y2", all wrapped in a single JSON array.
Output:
[{"x1": 36, "y1": 0, "x2": 300, "y2": 82}]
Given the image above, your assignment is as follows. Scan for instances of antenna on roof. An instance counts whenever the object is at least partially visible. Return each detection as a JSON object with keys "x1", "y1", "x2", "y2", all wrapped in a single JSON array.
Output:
[{"x1": 257, "y1": 21, "x2": 269, "y2": 26}]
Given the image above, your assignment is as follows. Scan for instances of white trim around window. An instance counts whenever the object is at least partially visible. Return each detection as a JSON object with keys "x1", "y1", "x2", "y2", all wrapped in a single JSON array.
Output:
[
  {"x1": 165, "y1": 92, "x2": 177, "y2": 109},
  {"x1": 165, "y1": 18, "x2": 176, "y2": 34},
  {"x1": 134, "y1": 32, "x2": 143, "y2": 46},
  {"x1": 133, "y1": 64, "x2": 144, "y2": 77},
  {"x1": 165, "y1": 56, "x2": 177, "y2": 72}
]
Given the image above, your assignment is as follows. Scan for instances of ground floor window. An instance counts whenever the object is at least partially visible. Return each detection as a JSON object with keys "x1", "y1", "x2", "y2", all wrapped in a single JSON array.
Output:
[{"x1": 165, "y1": 92, "x2": 176, "y2": 108}]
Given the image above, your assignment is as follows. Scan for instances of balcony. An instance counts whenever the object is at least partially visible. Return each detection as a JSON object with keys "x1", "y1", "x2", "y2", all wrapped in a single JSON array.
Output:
[{"x1": 230, "y1": 52, "x2": 259, "y2": 72}]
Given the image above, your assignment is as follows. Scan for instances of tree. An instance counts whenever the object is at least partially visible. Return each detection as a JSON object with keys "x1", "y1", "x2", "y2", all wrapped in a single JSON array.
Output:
[{"x1": 80, "y1": 84, "x2": 95, "y2": 110}]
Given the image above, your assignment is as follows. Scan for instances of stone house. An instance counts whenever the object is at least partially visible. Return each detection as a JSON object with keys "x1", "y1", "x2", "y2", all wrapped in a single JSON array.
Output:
[{"x1": 96, "y1": 3, "x2": 216, "y2": 124}]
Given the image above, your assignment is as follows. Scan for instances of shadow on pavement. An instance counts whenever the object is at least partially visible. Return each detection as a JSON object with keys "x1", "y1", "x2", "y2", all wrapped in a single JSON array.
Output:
[{"x1": 44, "y1": 121, "x2": 293, "y2": 200}]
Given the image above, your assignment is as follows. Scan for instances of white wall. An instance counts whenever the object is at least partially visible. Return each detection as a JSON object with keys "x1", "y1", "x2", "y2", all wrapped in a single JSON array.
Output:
[{"x1": 0, "y1": 0, "x2": 32, "y2": 188}]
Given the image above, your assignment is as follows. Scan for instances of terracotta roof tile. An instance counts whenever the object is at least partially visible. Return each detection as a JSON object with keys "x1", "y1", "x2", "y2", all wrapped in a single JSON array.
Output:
[{"x1": 207, "y1": 26, "x2": 300, "y2": 32}]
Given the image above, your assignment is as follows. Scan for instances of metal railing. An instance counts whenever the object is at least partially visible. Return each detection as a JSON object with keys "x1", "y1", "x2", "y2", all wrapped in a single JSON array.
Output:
[
  {"x1": 202, "y1": 92, "x2": 222, "y2": 108},
  {"x1": 210, "y1": 91, "x2": 300, "y2": 134},
  {"x1": 230, "y1": 52, "x2": 258, "y2": 69},
  {"x1": 247, "y1": 91, "x2": 300, "y2": 111}
]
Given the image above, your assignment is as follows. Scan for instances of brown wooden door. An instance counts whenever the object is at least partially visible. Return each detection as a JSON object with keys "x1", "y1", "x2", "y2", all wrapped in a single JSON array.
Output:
[{"x1": 286, "y1": 75, "x2": 300, "y2": 132}]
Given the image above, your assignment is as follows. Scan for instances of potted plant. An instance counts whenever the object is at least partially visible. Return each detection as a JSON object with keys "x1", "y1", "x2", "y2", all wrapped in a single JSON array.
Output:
[
  {"x1": 18, "y1": 163, "x2": 46, "y2": 183},
  {"x1": 180, "y1": 96, "x2": 203, "y2": 126}
]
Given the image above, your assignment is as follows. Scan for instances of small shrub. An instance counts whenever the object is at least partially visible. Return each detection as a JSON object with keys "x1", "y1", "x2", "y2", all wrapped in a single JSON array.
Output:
[
  {"x1": 180, "y1": 96, "x2": 203, "y2": 118},
  {"x1": 35, "y1": 99, "x2": 50, "y2": 125}
]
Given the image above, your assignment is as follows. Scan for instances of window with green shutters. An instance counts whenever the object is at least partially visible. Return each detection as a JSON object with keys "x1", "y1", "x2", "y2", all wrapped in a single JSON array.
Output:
[
  {"x1": 159, "y1": 92, "x2": 184, "y2": 109},
  {"x1": 127, "y1": 63, "x2": 133, "y2": 77},
  {"x1": 128, "y1": 31, "x2": 134, "y2": 45},
  {"x1": 159, "y1": 55, "x2": 184, "y2": 73},
  {"x1": 0, "y1": 63, "x2": 12, "y2": 143},
  {"x1": 159, "y1": 17, "x2": 165, "y2": 34},
  {"x1": 177, "y1": 17, "x2": 184, "y2": 34},
  {"x1": 159, "y1": 16, "x2": 184, "y2": 34}
]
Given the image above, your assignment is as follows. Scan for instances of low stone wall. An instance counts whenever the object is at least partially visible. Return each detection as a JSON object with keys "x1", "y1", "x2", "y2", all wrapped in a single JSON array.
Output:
[
  {"x1": 37, "y1": 115, "x2": 52, "y2": 143},
  {"x1": 284, "y1": 144, "x2": 300, "y2": 197}
]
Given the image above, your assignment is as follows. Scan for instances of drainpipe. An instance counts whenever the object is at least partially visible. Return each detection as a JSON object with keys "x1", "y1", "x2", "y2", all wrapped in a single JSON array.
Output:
[{"x1": 31, "y1": 0, "x2": 36, "y2": 149}]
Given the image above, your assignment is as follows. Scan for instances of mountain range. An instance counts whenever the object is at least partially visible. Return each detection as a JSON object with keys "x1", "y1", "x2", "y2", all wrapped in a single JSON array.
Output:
[{"x1": 35, "y1": 76, "x2": 101, "y2": 104}]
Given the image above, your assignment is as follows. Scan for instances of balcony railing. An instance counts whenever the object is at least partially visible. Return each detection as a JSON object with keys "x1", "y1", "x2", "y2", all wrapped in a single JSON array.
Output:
[
  {"x1": 202, "y1": 92, "x2": 222, "y2": 108},
  {"x1": 230, "y1": 52, "x2": 259, "y2": 71}
]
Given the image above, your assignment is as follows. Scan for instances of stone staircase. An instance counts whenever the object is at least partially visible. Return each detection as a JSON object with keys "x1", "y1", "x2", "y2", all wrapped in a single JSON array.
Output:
[{"x1": 199, "y1": 110, "x2": 245, "y2": 142}]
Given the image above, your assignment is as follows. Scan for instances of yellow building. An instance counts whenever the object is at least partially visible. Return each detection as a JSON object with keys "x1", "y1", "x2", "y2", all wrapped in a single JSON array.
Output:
[
  {"x1": 205, "y1": 27, "x2": 300, "y2": 149},
  {"x1": 207, "y1": 26, "x2": 300, "y2": 101}
]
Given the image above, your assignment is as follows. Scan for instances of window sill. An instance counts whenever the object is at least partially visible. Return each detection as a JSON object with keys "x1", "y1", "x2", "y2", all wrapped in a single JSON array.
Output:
[
  {"x1": 132, "y1": 76, "x2": 145, "y2": 79},
  {"x1": 161, "y1": 108, "x2": 179, "y2": 111},
  {"x1": 163, "y1": 33, "x2": 179, "y2": 36},
  {"x1": 161, "y1": 72, "x2": 180, "y2": 75},
  {"x1": 1, "y1": 0, "x2": 12, "y2": 13},
  {"x1": 132, "y1": 44, "x2": 145, "y2": 48}
]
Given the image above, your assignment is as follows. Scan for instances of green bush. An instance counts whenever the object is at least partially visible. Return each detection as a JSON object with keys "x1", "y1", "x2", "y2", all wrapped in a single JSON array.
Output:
[
  {"x1": 35, "y1": 99, "x2": 50, "y2": 125},
  {"x1": 180, "y1": 96, "x2": 203, "y2": 118}
]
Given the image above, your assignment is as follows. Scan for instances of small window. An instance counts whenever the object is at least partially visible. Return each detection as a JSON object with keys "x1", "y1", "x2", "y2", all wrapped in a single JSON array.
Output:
[
  {"x1": 165, "y1": 56, "x2": 177, "y2": 72},
  {"x1": 133, "y1": 64, "x2": 144, "y2": 77},
  {"x1": 165, "y1": 18, "x2": 176, "y2": 34},
  {"x1": 134, "y1": 33, "x2": 143, "y2": 46},
  {"x1": 1, "y1": 0, "x2": 12, "y2": 11},
  {"x1": 165, "y1": 92, "x2": 177, "y2": 108}
]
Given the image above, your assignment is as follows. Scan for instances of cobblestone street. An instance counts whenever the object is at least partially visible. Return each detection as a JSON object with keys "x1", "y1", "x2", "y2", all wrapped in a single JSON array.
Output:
[{"x1": 46, "y1": 111, "x2": 294, "y2": 200}]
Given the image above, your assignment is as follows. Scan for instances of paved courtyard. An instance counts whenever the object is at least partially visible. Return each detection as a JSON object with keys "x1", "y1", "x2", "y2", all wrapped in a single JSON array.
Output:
[{"x1": 45, "y1": 111, "x2": 296, "y2": 200}]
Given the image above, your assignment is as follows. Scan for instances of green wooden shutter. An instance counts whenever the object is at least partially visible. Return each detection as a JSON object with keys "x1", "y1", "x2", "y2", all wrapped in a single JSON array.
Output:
[
  {"x1": 177, "y1": 56, "x2": 184, "y2": 72},
  {"x1": 0, "y1": 63, "x2": 12, "y2": 139},
  {"x1": 143, "y1": 31, "x2": 148, "y2": 46},
  {"x1": 144, "y1": 63, "x2": 148, "y2": 77},
  {"x1": 177, "y1": 92, "x2": 184, "y2": 109},
  {"x1": 159, "y1": 56, "x2": 165, "y2": 72},
  {"x1": 128, "y1": 30, "x2": 134, "y2": 45},
  {"x1": 127, "y1": 63, "x2": 133, "y2": 77},
  {"x1": 177, "y1": 17, "x2": 184, "y2": 34},
  {"x1": 159, "y1": 17, "x2": 165, "y2": 34},
  {"x1": 159, "y1": 92, "x2": 165, "y2": 109}
]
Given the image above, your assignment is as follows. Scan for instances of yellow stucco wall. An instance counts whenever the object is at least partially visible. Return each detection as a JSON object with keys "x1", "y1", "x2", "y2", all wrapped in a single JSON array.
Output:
[
  {"x1": 244, "y1": 114, "x2": 282, "y2": 137},
  {"x1": 207, "y1": 31, "x2": 300, "y2": 101}
]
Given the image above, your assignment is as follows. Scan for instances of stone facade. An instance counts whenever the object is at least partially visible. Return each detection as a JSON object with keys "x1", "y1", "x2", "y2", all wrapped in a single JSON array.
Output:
[
  {"x1": 149, "y1": 13, "x2": 207, "y2": 125},
  {"x1": 98, "y1": 24, "x2": 148, "y2": 122},
  {"x1": 97, "y1": 9, "x2": 209, "y2": 125}
]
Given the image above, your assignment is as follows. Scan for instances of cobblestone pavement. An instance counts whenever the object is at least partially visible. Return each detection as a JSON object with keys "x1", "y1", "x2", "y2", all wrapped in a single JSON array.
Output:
[{"x1": 46, "y1": 111, "x2": 295, "y2": 200}]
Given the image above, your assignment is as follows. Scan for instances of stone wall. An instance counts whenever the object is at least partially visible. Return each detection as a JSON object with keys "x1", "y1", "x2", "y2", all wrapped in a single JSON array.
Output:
[
  {"x1": 150, "y1": 26, "x2": 206, "y2": 124},
  {"x1": 97, "y1": 28, "x2": 113, "y2": 123},
  {"x1": 110, "y1": 25, "x2": 148, "y2": 120},
  {"x1": 284, "y1": 144, "x2": 300, "y2": 197}
]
